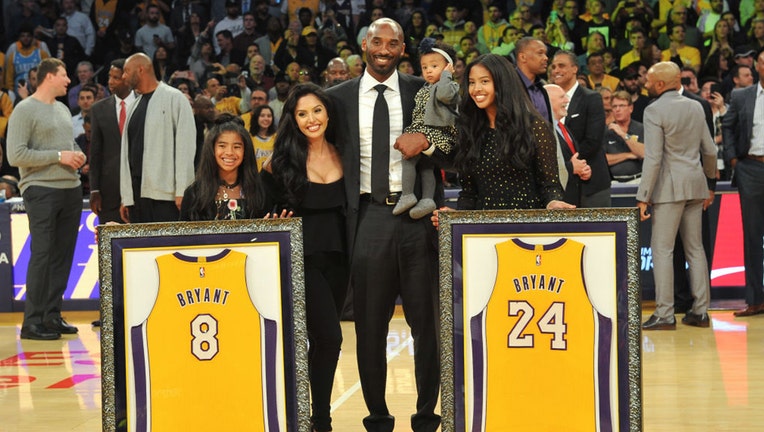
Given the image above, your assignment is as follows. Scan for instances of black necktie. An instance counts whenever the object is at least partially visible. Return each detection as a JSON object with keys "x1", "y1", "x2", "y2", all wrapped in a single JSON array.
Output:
[{"x1": 372, "y1": 84, "x2": 389, "y2": 202}]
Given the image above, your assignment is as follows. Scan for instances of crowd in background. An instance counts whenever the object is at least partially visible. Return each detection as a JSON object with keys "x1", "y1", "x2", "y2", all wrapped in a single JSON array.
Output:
[{"x1": 0, "y1": 0, "x2": 760, "y2": 189}]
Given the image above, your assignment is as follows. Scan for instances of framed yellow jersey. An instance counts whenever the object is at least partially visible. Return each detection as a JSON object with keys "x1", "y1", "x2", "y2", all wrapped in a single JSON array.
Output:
[
  {"x1": 436, "y1": 209, "x2": 643, "y2": 432},
  {"x1": 98, "y1": 220, "x2": 309, "y2": 432}
]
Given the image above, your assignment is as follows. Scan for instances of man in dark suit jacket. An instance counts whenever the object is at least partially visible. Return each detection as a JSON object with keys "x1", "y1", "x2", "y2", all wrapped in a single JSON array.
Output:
[
  {"x1": 551, "y1": 50, "x2": 611, "y2": 207},
  {"x1": 673, "y1": 86, "x2": 716, "y2": 312},
  {"x1": 545, "y1": 83, "x2": 592, "y2": 204},
  {"x1": 90, "y1": 58, "x2": 134, "y2": 224},
  {"x1": 326, "y1": 18, "x2": 450, "y2": 432},
  {"x1": 722, "y1": 49, "x2": 764, "y2": 317}
]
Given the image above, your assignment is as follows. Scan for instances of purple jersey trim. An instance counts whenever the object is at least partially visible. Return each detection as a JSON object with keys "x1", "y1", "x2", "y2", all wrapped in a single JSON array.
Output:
[
  {"x1": 130, "y1": 325, "x2": 148, "y2": 432},
  {"x1": 263, "y1": 318, "x2": 280, "y2": 431},
  {"x1": 598, "y1": 313, "x2": 613, "y2": 432},
  {"x1": 469, "y1": 312, "x2": 485, "y2": 432},
  {"x1": 172, "y1": 249, "x2": 230, "y2": 262},
  {"x1": 511, "y1": 237, "x2": 567, "y2": 251}
]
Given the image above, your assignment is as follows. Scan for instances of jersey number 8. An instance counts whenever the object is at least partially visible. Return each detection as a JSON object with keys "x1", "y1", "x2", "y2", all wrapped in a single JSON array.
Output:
[{"x1": 191, "y1": 314, "x2": 219, "y2": 360}]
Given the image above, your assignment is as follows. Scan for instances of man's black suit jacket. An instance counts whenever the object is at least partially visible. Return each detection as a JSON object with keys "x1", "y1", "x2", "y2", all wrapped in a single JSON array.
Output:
[
  {"x1": 326, "y1": 73, "x2": 445, "y2": 257},
  {"x1": 564, "y1": 84, "x2": 611, "y2": 196},
  {"x1": 89, "y1": 95, "x2": 123, "y2": 218},
  {"x1": 681, "y1": 88, "x2": 716, "y2": 191}
]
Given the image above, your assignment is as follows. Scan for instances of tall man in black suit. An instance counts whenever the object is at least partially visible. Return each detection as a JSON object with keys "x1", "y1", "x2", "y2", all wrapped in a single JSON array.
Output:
[
  {"x1": 551, "y1": 50, "x2": 611, "y2": 207},
  {"x1": 326, "y1": 17, "x2": 450, "y2": 432},
  {"x1": 89, "y1": 59, "x2": 135, "y2": 224},
  {"x1": 722, "y1": 48, "x2": 764, "y2": 317},
  {"x1": 89, "y1": 58, "x2": 134, "y2": 327}
]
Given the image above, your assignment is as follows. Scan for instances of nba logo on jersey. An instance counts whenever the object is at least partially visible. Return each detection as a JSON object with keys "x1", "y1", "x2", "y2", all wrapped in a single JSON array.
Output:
[{"x1": 199, "y1": 266, "x2": 205, "y2": 278}]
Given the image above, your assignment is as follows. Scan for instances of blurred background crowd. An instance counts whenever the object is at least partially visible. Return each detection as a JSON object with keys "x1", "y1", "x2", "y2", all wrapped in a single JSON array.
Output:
[{"x1": 0, "y1": 0, "x2": 757, "y2": 192}]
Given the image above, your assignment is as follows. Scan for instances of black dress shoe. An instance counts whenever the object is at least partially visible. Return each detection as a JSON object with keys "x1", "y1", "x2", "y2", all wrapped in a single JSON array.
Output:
[
  {"x1": 642, "y1": 314, "x2": 676, "y2": 330},
  {"x1": 20, "y1": 324, "x2": 61, "y2": 340},
  {"x1": 44, "y1": 317, "x2": 79, "y2": 334},
  {"x1": 682, "y1": 312, "x2": 710, "y2": 327}
]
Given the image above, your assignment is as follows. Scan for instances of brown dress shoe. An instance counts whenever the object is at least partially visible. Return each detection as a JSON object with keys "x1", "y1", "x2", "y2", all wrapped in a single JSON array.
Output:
[{"x1": 733, "y1": 304, "x2": 764, "y2": 317}]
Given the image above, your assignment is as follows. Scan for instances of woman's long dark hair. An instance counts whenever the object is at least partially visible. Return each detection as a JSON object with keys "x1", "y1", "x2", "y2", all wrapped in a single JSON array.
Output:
[
  {"x1": 184, "y1": 114, "x2": 266, "y2": 220},
  {"x1": 271, "y1": 83, "x2": 339, "y2": 207},
  {"x1": 455, "y1": 54, "x2": 538, "y2": 173},
  {"x1": 249, "y1": 104, "x2": 277, "y2": 137}
]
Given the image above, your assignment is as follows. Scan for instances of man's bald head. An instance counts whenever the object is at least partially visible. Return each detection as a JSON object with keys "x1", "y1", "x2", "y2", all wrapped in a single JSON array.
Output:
[
  {"x1": 544, "y1": 83, "x2": 570, "y2": 121},
  {"x1": 123, "y1": 53, "x2": 158, "y2": 94},
  {"x1": 645, "y1": 61, "x2": 680, "y2": 97}
]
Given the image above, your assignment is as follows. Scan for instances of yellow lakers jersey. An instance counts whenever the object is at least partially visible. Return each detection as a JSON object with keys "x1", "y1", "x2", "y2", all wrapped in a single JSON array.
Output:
[
  {"x1": 129, "y1": 249, "x2": 280, "y2": 431},
  {"x1": 470, "y1": 238, "x2": 612, "y2": 431}
]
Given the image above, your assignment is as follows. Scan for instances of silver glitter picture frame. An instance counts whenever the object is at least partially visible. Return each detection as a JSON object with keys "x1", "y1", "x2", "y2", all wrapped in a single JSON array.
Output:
[
  {"x1": 98, "y1": 219, "x2": 309, "y2": 432},
  {"x1": 438, "y1": 208, "x2": 642, "y2": 432}
]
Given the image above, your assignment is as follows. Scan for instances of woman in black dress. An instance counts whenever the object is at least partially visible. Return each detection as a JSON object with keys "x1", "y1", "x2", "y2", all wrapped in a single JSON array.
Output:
[{"x1": 261, "y1": 83, "x2": 346, "y2": 432}]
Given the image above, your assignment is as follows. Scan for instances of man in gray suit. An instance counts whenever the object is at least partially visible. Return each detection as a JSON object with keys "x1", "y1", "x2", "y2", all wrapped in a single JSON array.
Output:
[
  {"x1": 722, "y1": 48, "x2": 764, "y2": 317},
  {"x1": 637, "y1": 62, "x2": 717, "y2": 330}
]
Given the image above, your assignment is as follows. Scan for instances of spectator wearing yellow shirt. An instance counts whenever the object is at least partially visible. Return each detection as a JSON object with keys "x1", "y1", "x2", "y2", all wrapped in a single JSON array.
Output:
[{"x1": 661, "y1": 24, "x2": 701, "y2": 73}]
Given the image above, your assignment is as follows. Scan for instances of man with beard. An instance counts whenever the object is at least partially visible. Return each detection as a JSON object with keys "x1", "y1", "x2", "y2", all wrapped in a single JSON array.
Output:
[
  {"x1": 5, "y1": 24, "x2": 50, "y2": 98},
  {"x1": 327, "y1": 17, "x2": 451, "y2": 432},
  {"x1": 515, "y1": 37, "x2": 552, "y2": 123},
  {"x1": 697, "y1": 0, "x2": 725, "y2": 47},
  {"x1": 119, "y1": 53, "x2": 195, "y2": 223},
  {"x1": 620, "y1": 63, "x2": 650, "y2": 122},
  {"x1": 638, "y1": 61, "x2": 716, "y2": 330},
  {"x1": 134, "y1": 4, "x2": 175, "y2": 59}
]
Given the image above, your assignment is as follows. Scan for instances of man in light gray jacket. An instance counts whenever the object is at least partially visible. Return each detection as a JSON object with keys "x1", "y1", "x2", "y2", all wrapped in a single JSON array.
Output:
[
  {"x1": 637, "y1": 62, "x2": 717, "y2": 330},
  {"x1": 119, "y1": 53, "x2": 196, "y2": 223}
]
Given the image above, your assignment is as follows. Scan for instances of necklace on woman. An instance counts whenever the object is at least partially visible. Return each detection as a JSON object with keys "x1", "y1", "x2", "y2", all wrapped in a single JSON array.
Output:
[{"x1": 220, "y1": 180, "x2": 240, "y2": 200}]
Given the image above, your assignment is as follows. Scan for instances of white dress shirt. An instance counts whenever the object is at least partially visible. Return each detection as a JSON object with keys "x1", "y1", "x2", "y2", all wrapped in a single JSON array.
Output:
[
  {"x1": 750, "y1": 84, "x2": 764, "y2": 156},
  {"x1": 358, "y1": 71, "x2": 404, "y2": 194}
]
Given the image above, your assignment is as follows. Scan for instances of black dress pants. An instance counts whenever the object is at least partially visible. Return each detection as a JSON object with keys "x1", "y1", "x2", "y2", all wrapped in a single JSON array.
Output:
[
  {"x1": 22, "y1": 185, "x2": 82, "y2": 327},
  {"x1": 351, "y1": 201, "x2": 441, "y2": 432}
]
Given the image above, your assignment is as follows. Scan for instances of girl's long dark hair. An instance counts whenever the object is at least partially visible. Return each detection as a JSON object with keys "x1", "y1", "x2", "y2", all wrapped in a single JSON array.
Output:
[
  {"x1": 455, "y1": 54, "x2": 538, "y2": 173},
  {"x1": 184, "y1": 114, "x2": 266, "y2": 220},
  {"x1": 271, "y1": 83, "x2": 339, "y2": 207},
  {"x1": 249, "y1": 104, "x2": 277, "y2": 137}
]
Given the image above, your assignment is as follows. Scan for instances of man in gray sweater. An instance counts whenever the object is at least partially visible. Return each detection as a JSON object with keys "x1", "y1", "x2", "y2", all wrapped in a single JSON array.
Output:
[{"x1": 7, "y1": 58, "x2": 87, "y2": 340}]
